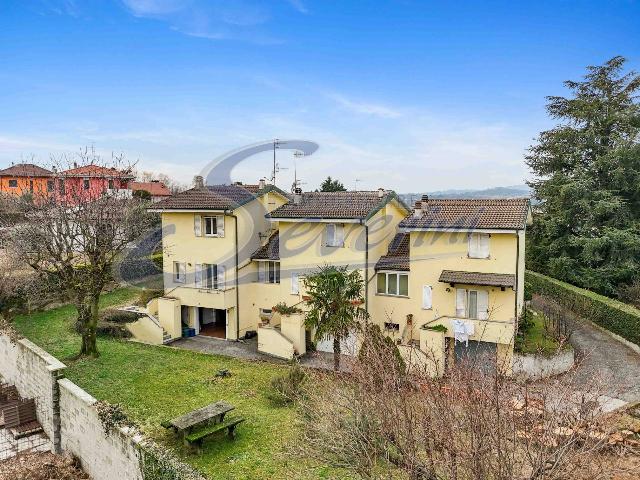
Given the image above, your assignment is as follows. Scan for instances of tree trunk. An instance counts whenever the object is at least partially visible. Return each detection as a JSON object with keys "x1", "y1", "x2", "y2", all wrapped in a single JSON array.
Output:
[
  {"x1": 333, "y1": 337, "x2": 341, "y2": 371},
  {"x1": 78, "y1": 293, "x2": 100, "y2": 358}
]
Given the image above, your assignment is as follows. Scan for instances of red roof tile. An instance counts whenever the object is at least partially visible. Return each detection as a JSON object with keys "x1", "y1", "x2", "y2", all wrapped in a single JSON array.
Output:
[
  {"x1": 0, "y1": 164, "x2": 54, "y2": 177},
  {"x1": 130, "y1": 181, "x2": 171, "y2": 197}
]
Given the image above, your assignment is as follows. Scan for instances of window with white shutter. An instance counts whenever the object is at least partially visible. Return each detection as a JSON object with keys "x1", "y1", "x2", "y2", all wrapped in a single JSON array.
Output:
[
  {"x1": 477, "y1": 290, "x2": 489, "y2": 320},
  {"x1": 195, "y1": 264, "x2": 203, "y2": 288},
  {"x1": 258, "y1": 262, "x2": 266, "y2": 283},
  {"x1": 194, "y1": 215, "x2": 202, "y2": 237},
  {"x1": 422, "y1": 285, "x2": 432, "y2": 309},
  {"x1": 456, "y1": 288, "x2": 467, "y2": 317},
  {"x1": 291, "y1": 272, "x2": 300, "y2": 294},
  {"x1": 468, "y1": 233, "x2": 490, "y2": 258},
  {"x1": 217, "y1": 265, "x2": 225, "y2": 289},
  {"x1": 335, "y1": 224, "x2": 344, "y2": 247},
  {"x1": 173, "y1": 262, "x2": 186, "y2": 283},
  {"x1": 204, "y1": 216, "x2": 217, "y2": 236},
  {"x1": 216, "y1": 215, "x2": 225, "y2": 237},
  {"x1": 326, "y1": 224, "x2": 336, "y2": 246}
]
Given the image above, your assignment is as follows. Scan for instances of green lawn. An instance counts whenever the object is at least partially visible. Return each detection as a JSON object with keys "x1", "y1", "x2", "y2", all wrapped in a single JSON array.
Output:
[
  {"x1": 12, "y1": 288, "x2": 342, "y2": 480},
  {"x1": 515, "y1": 309, "x2": 564, "y2": 356}
]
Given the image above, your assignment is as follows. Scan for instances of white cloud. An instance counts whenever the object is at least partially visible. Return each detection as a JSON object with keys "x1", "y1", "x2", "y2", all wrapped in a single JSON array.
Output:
[
  {"x1": 286, "y1": 0, "x2": 308, "y2": 14},
  {"x1": 326, "y1": 93, "x2": 403, "y2": 119}
]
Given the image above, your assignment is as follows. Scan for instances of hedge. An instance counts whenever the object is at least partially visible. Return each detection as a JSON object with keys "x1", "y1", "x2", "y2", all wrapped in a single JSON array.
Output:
[{"x1": 526, "y1": 270, "x2": 640, "y2": 346}]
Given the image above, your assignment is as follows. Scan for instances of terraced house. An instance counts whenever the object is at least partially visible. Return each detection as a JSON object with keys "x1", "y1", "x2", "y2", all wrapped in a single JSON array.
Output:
[{"x1": 134, "y1": 178, "x2": 531, "y2": 375}]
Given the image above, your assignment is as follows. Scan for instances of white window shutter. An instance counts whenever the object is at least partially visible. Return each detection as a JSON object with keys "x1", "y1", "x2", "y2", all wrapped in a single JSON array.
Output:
[
  {"x1": 468, "y1": 233, "x2": 478, "y2": 257},
  {"x1": 258, "y1": 262, "x2": 265, "y2": 283},
  {"x1": 456, "y1": 289, "x2": 467, "y2": 317},
  {"x1": 195, "y1": 263, "x2": 203, "y2": 288},
  {"x1": 422, "y1": 285, "x2": 432, "y2": 309},
  {"x1": 478, "y1": 290, "x2": 489, "y2": 320},
  {"x1": 194, "y1": 215, "x2": 202, "y2": 237},
  {"x1": 326, "y1": 224, "x2": 335, "y2": 246},
  {"x1": 480, "y1": 234, "x2": 490, "y2": 258},
  {"x1": 217, "y1": 265, "x2": 225, "y2": 289},
  {"x1": 336, "y1": 224, "x2": 344, "y2": 247},
  {"x1": 216, "y1": 215, "x2": 225, "y2": 237},
  {"x1": 291, "y1": 272, "x2": 299, "y2": 294}
]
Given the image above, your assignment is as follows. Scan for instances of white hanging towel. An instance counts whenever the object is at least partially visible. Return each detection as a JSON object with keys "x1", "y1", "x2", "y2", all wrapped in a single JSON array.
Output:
[
  {"x1": 452, "y1": 319, "x2": 469, "y2": 346},
  {"x1": 464, "y1": 321, "x2": 475, "y2": 336}
]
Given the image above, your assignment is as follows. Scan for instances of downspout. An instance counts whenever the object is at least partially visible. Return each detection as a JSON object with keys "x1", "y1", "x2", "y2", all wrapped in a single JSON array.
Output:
[
  {"x1": 514, "y1": 230, "x2": 520, "y2": 321},
  {"x1": 360, "y1": 219, "x2": 370, "y2": 314},
  {"x1": 226, "y1": 209, "x2": 240, "y2": 341}
]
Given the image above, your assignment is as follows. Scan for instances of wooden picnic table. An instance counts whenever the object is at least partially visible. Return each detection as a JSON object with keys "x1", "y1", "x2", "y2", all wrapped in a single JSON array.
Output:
[{"x1": 165, "y1": 401, "x2": 234, "y2": 436}]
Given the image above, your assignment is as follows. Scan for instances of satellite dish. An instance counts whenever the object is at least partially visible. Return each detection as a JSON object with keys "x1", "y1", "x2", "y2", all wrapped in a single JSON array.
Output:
[{"x1": 200, "y1": 139, "x2": 319, "y2": 186}]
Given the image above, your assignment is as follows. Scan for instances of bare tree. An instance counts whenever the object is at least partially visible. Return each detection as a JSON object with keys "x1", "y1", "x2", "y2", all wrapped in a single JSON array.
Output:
[
  {"x1": 5, "y1": 149, "x2": 154, "y2": 357},
  {"x1": 136, "y1": 170, "x2": 187, "y2": 194},
  {"x1": 298, "y1": 327, "x2": 639, "y2": 479}
]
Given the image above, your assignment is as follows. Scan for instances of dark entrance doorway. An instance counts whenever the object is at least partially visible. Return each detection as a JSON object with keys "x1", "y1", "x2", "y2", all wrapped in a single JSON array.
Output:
[{"x1": 198, "y1": 307, "x2": 226, "y2": 338}]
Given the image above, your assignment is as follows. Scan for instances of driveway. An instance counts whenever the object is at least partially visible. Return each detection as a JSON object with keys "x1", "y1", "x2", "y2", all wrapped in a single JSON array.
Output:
[{"x1": 562, "y1": 318, "x2": 640, "y2": 405}]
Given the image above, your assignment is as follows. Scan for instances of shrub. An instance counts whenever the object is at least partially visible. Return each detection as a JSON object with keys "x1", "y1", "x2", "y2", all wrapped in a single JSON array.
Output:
[
  {"x1": 526, "y1": 270, "x2": 640, "y2": 346},
  {"x1": 359, "y1": 323, "x2": 406, "y2": 376},
  {"x1": 272, "y1": 302, "x2": 302, "y2": 315},
  {"x1": 137, "y1": 288, "x2": 164, "y2": 307},
  {"x1": 100, "y1": 309, "x2": 141, "y2": 324},
  {"x1": 267, "y1": 361, "x2": 307, "y2": 405},
  {"x1": 618, "y1": 280, "x2": 640, "y2": 309}
]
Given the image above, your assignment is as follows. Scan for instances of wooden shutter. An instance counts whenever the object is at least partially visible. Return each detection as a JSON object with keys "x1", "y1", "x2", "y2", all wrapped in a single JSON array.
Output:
[
  {"x1": 326, "y1": 224, "x2": 335, "y2": 246},
  {"x1": 456, "y1": 288, "x2": 467, "y2": 317},
  {"x1": 258, "y1": 262, "x2": 266, "y2": 283},
  {"x1": 336, "y1": 224, "x2": 344, "y2": 247},
  {"x1": 216, "y1": 215, "x2": 225, "y2": 237},
  {"x1": 479, "y1": 234, "x2": 490, "y2": 258},
  {"x1": 478, "y1": 290, "x2": 489, "y2": 320},
  {"x1": 422, "y1": 285, "x2": 432, "y2": 309},
  {"x1": 194, "y1": 215, "x2": 202, "y2": 236},
  {"x1": 195, "y1": 264, "x2": 203, "y2": 288},
  {"x1": 291, "y1": 272, "x2": 299, "y2": 294}
]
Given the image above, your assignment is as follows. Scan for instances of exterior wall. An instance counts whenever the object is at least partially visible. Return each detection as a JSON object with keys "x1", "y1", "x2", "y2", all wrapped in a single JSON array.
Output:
[
  {"x1": 0, "y1": 335, "x2": 65, "y2": 452},
  {"x1": 157, "y1": 297, "x2": 181, "y2": 338},
  {"x1": 280, "y1": 312, "x2": 306, "y2": 355},
  {"x1": 257, "y1": 326, "x2": 294, "y2": 359},
  {"x1": 370, "y1": 230, "x2": 521, "y2": 344},
  {"x1": 126, "y1": 316, "x2": 164, "y2": 345},
  {"x1": 0, "y1": 176, "x2": 53, "y2": 198},
  {"x1": 512, "y1": 348, "x2": 575, "y2": 380},
  {"x1": 58, "y1": 379, "x2": 144, "y2": 480},
  {"x1": 60, "y1": 176, "x2": 130, "y2": 203}
]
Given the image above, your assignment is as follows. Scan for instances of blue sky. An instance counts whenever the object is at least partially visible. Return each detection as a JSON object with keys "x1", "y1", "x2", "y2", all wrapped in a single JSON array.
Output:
[{"x1": 1, "y1": 1, "x2": 638, "y2": 192}]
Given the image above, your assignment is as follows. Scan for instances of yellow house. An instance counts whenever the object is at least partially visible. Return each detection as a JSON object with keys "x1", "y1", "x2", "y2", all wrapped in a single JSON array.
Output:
[{"x1": 138, "y1": 179, "x2": 531, "y2": 375}]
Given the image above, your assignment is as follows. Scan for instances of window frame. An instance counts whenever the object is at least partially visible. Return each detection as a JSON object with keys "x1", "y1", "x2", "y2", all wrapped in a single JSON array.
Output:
[
  {"x1": 173, "y1": 261, "x2": 186, "y2": 284},
  {"x1": 203, "y1": 216, "x2": 217, "y2": 237},
  {"x1": 376, "y1": 271, "x2": 409, "y2": 297},
  {"x1": 468, "y1": 233, "x2": 490, "y2": 259},
  {"x1": 325, "y1": 223, "x2": 344, "y2": 247},
  {"x1": 256, "y1": 261, "x2": 280, "y2": 284},
  {"x1": 8, "y1": 179, "x2": 17, "y2": 188},
  {"x1": 46, "y1": 180, "x2": 54, "y2": 192},
  {"x1": 83, "y1": 178, "x2": 90, "y2": 190}
]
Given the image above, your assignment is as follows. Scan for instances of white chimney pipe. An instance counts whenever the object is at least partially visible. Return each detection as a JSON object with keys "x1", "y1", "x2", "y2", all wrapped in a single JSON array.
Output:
[
  {"x1": 193, "y1": 175, "x2": 204, "y2": 189},
  {"x1": 259, "y1": 178, "x2": 266, "y2": 190},
  {"x1": 413, "y1": 200, "x2": 422, "y2": 219},
  {"x1": 377, "y1": 188, "x2": 385, "y2": 198},
  {"x1": 293, "y1": 187, "x2": 303, "y2": 205}
]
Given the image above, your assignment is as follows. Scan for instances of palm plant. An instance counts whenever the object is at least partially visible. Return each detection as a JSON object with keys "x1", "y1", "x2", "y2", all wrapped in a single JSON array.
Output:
[{"x1": 303, "y1": 265, "x2": 368, "y2": 370}]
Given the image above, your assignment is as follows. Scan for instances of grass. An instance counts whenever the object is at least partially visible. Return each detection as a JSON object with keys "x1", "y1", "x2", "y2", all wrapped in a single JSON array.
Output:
[
  {"x1": 515, "y1": 309, "x2": 564, "y2": 356},
  {"x1": 12, "y1": 287, "x2": 344, "y2": 480}
]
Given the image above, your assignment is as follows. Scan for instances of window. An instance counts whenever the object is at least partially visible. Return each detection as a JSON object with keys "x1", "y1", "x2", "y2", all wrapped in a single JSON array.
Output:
[
  {"x1": 173, "y1": 262, "x2": 186, "y2": 283},
  {"x1": 83, "y1": 178, "x2": 90, "y2": 190},
  {"x1": 384, "y1": 322, "x2": 400, "y2": 332},
  {"x1": 195, "y1": 264, "x2": 224, "y2": 289},
  {"x1": 195, "y1": 215, "x2": 225, "y2": 237},
  {"x1": 325, "y1": 223, "x2": 344, "y2": 247},
  {"x1": 29, "y1": 181, "x2": 33, "y2": 192},
  {"x1": 422, "y1": 285, "x2": 432, "y2": 309},
  {"x1": 291, "y1": 272, "x2": 300, "y2": 294},
  {"x1": 468, "y1": 233, "x2": 490, "y2": 259},
  {"x1": 59, "y1": 180, "x2": 65, "y2": 195},
  {"x1": 456, "y1": 288, "x2": 489, "y2": 319},
  {"x1": 8, "y1": 179, "x2": 17, "y2": 188},
  {"x1": 108, "y1": 179, "x2": 114, "y2": 190},
  {"x1": 47, "y1": 180, "x2": 54, "y2": 192},
  {"x1": 257, "y1": 261, "x2": 280, "y2": 284},
  {"x1": 376, "y1": 272, "x2": 409, "y2": 297}
]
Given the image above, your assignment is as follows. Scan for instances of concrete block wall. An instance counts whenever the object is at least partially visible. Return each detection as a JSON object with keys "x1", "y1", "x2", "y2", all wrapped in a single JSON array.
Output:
[{"x1": 58, "y1": 379, "x2": 144, "y2": 480}]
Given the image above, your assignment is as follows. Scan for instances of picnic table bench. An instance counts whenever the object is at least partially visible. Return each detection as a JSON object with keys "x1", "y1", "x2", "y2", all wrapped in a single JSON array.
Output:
[{"x1": 161, "y1": 401, "x2": 244, "y2": 452}]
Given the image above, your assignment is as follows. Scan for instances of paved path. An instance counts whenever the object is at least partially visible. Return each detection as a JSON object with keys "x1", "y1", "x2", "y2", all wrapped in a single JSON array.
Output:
[
  {"x1": 169, "y1": 336, "x2": 350, "y2": 371},
  {"x1": 562, "y1": 318, "x2": 640, "y2": 405}
]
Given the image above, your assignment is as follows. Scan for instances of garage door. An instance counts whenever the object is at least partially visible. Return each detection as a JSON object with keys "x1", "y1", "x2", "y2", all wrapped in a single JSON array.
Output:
[
  {"x1": 454, "y1": 340, "x2": 497, "y2": 374},
  {"x1": 316, "y1": 331, "x2": 358, "y2": 356}
]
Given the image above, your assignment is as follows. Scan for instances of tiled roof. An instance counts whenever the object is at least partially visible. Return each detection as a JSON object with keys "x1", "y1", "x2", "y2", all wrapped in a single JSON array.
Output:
[
  {"x1": 251, "y1": 232, "x2": 279, "y2": 260},
  {"x1": 400, "y1": 198, "x2": 530, "y2": 230},
  {"x1": 150, "y1": 184, "x2": 283, "y2": 211},
  {"x1": 268, "y1": 191, "x2": 400, "y2": 219},
  {"x1": 438, "y1": 270, "x2": 516, "y2": 288},
  {"x1": 0, "y1": 164, "x2": 54, "y2": 177},
  {"x1": 375, "y1": 233, "x2": 410, "y2": 271},
  {"x1": 62, "y1": 165, "x2": 135, "y2": 179},
  {"x1": 130, "y1": 181, "x2": 171, "y2": 197}
]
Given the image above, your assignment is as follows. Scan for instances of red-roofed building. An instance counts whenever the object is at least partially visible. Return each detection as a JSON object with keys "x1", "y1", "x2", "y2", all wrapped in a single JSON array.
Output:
[
  {"x1": 129, "y1": 180, "x2": 172, "y2": 203},
  {"x1": 0, "y1": 163, "x2": 56, "y2": 199},
  {"x1": 59, "y1": 164, "x2": 134, "y2": 203}
]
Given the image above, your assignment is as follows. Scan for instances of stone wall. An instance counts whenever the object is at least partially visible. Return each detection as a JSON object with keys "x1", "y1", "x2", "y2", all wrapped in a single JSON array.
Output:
[
  {"x1": 0, "y1": 335, "x2": 65, "y2": 452},
  {"x1": 512, "y1": 347, "x2": 575, "y2": 380},
  {"x1": 58, "y1": 379, "x2": 144, "y2": 480}
]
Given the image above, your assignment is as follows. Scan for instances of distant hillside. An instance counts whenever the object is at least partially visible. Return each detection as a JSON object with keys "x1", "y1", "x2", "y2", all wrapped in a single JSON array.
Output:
[{"x1": 399, "y1": 185, "x2": 531, "y2": 205}]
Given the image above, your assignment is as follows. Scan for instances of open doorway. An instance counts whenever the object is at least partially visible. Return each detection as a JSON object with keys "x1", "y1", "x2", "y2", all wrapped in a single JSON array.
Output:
[{"x1": 198, "y1": 307, "x2": 226, "y2": 338}]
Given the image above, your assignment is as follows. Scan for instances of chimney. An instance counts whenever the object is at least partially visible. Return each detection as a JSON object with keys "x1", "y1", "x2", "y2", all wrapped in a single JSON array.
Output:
[
  {"x1": 293, "y1": 187, "x2": 303, "y2": 205},
  {"x1": 421, "y1": 194, "x2": 429, "y2": 211},
  {"x1": 193, "y1": 175, "x2": 205, "y2": 189},
  {"x1": 413, "y1": 200, "x2": 422, "y2": 219},
  {"x1": 73, "y1": 162, "x2": 78, "y2": 168},
  {"x1": 377, "y1": 188, "x2": 385, "y2": 198},
  {"x1": 259, "y1": 178, "x2": 266, "y2": 190}
]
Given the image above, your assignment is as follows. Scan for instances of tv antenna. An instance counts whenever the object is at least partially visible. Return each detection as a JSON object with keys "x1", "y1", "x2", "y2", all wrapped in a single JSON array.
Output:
[
  {"x1": 291, "y1": 151, "x2": 307, "y2": 193},
  {"x1": 354, "y1": 178, "x2": 362, "y2": 191}
]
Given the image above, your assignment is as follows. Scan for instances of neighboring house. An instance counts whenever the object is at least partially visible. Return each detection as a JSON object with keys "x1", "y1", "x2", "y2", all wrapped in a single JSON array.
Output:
[
  {"x1": 0, "y1": 163, "x2": 56, "y2": 198},
  {"x1": 58, "y1": 164, "x2": 134, "y2": 203},
  {"x1": 130, "y1": 180, "x2": 172, "y2": 202},
  {"x1": 139, "y1": 178, "x2": 531, "y2": 375}
]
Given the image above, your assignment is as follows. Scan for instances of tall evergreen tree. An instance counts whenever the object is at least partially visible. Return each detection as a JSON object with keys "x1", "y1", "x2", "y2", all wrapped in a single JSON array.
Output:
[
  {"x1": 527, "y1": 56, "x2": 640, "y2": 296},
  {"x1": 319, "y1": 176, "x2": 347, "y2": 192}
]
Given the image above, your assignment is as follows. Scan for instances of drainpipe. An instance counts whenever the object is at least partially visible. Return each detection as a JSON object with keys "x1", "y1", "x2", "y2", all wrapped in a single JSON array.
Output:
[
  {"x1": 514, "y1": 229, "x2": 520, "y2": 320},
  {"x1": 225, "y1": 210, "x2": 240, "y2": 341},
  {"x1": 360, "y1": 219, "x2": 370, "y2": 314}
]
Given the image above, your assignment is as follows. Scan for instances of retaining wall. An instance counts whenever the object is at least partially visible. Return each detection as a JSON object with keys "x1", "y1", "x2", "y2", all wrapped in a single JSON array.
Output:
[{"x1": 512, "y1": 347, "x2": 575, "y2": 380}]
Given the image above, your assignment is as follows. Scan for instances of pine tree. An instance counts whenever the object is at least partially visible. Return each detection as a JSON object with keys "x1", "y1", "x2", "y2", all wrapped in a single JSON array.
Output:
[
  {"x1": 527, "y1": 56, "x2": 640, "y2": 296},
  {"x1": 319, "y1": 176, "x2": 347, "y2": 192}
]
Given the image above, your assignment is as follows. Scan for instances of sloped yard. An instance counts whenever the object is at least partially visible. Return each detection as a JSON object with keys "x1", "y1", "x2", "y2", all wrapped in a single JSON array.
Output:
[{"x1": 12, "y1": 288, "x2": 345, "y2": 480}]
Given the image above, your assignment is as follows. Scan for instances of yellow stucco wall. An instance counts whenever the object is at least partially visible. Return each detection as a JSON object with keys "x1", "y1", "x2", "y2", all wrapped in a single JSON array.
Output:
[{"x1": 126, "y1": 316, "x2": 164, "y2": 345}]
